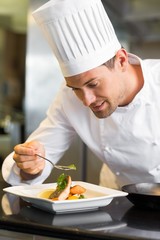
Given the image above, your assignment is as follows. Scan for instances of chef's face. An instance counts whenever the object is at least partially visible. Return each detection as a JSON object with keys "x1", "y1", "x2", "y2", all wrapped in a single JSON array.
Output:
[{"x1": 65, "y1": 50, "x2": 127, "y2": 119}]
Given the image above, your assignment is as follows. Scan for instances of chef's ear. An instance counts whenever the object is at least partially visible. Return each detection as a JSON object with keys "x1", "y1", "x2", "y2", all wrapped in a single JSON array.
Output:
[{"x1": 115, "y1": 48, "x2": 128, "y2": 71}]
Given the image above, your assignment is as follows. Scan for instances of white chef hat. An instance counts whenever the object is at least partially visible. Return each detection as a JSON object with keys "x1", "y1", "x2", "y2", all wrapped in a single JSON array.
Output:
[{"x1": 32, "y1": 0, "x2": 121, "y2": 77}]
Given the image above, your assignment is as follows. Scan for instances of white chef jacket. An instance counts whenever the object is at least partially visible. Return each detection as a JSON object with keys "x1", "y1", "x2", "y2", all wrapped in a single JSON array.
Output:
[{"x1": 2, "y1": 53, "x2": 160, "y2": 187}]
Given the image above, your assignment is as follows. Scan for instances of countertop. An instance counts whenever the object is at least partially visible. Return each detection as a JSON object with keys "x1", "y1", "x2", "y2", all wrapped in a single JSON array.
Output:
[{"x1": 0, "y1": 180, "x2": 160, "y2": 240}]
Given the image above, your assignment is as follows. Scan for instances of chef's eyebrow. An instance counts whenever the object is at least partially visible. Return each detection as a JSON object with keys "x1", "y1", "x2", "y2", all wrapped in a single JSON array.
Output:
[{"x1": 66, "y1": 78, "x2": 97, "y2": 88}]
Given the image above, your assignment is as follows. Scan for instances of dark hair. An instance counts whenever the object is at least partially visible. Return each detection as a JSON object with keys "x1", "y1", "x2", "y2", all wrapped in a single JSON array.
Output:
[
  {"x1": 103, "y1": 55, "x2": 116, "y2": 69},
  {"x1": 104, "y1": 46, "x2": 124, "y2": 69}
]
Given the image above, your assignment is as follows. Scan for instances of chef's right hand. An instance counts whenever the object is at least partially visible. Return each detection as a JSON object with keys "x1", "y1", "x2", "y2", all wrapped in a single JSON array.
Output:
[{"x1": 13, "y1": 140, "x2": 45, "y2": 179}]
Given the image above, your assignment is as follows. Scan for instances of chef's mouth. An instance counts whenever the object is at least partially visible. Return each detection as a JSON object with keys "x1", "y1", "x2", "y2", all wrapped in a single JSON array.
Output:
[{"x1": 91, "y1": 101, "x2": 106, "y2": 112}]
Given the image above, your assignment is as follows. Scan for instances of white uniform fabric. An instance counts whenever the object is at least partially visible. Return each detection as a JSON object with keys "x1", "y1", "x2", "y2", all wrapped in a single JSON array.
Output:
[{"x1": 2, "y1": 53, "x2": 160, "y2": 187}]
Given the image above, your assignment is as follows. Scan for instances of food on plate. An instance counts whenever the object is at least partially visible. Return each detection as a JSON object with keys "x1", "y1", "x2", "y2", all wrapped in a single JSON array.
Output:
[
  {"x1": 49, "y1": 174, "x2": 72, "y2": 200},
  {"x1": 39, "y1": 173, "x2": 86, "y2": 201},
  {"x1": 70, "y1": 185, "x2": 86, "y2": 195}
]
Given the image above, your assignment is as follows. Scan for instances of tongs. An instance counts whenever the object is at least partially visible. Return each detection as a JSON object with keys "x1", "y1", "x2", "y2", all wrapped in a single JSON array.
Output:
[{"x1": 36, "y1": 154, "x2": 76, "y2": 171}]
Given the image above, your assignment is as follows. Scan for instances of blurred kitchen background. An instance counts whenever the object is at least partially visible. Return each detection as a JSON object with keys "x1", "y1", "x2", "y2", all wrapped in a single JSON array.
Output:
[{"x1": 0, "y1": 0, "x2": 160, "y2": 183}]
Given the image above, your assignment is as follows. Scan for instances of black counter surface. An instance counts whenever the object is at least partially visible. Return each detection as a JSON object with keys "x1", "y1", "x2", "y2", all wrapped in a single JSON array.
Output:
[{"x1": 0, "y1": 180, "x2": 160, "y2": 240}]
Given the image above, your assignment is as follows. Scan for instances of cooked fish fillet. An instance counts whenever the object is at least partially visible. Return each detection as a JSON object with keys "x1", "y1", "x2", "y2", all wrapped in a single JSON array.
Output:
[{"x1": 49, "y1": 175, "x2": 71, "y2": 200}]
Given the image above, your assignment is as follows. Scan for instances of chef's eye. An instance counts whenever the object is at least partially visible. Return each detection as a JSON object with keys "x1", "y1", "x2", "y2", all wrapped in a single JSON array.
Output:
[
  {"x1": 71, "y1": 87, "x2": 79, "y2": 91},
  {"x1": 88, "y1": 82, "x2": 98, "y2": 88}
]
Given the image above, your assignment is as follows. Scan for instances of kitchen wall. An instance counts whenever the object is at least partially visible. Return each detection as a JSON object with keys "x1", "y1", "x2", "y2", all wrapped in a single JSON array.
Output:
[{"x1": 0, "y1": 0, "x2": 28, "y2": 162}]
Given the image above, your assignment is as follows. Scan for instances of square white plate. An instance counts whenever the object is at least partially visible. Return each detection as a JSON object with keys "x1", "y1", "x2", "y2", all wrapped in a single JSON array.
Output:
[{"x1": 3, "y1": 181, "x2": 127, "y2": 213}]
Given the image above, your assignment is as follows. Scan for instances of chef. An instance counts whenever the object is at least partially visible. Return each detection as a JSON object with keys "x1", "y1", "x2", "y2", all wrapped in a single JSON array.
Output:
[{"x1": 2, "y1": 0, "x2": 160, "y2": 188}]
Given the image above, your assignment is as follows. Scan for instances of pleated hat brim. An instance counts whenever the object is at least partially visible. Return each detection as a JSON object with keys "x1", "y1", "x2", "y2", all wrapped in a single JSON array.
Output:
[{"x1": 33, "y1": 0, "x2": 121, "y2": 77}]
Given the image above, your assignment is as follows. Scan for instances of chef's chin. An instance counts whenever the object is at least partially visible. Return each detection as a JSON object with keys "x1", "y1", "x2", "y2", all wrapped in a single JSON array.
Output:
[
  {"x1": 92, "y1": 110, "x2": 110, "y2": 119},
  {"x1": 92, "y1": 107, "x2": 116, "y2": 119}
]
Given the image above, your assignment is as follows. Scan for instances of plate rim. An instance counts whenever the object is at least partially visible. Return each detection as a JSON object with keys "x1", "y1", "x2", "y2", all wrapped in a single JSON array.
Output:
[{"x1": 3, "y1": 181, "x2": 128, "y2": 202}]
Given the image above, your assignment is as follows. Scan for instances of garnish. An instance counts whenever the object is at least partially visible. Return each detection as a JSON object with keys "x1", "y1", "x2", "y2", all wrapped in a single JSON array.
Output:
[
  {"x1": 79, "y1": 194, "x2": 85, "y2": 199},
  {"x1": 57, "y1": 173, "x2": 68, "y2": 190},
  {"x1": 67, "y1": 164, "x2": 76, "y2": 170},
  {"x1": 46, "y1": 173, "x2": 86, "y2": 201}
]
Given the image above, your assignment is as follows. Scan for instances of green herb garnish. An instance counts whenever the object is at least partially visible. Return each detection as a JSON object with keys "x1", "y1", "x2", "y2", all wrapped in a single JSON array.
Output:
[
  {"x1": 79, "y1": 194, "x2": 85, "y2": 199},
  {"x1": 57, "y1": 173, "x2": 68, "y2": 190},
  {"x1": 67, "y1": 164, "x2": 76, "y2": 170}
]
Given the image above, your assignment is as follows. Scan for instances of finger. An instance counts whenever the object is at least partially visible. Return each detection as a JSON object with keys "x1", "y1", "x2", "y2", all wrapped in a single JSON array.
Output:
[
  {"x1": 14, "y1": 144, "x2": 35, "y2": 156},
  {"x1": 16, "y1": 157, "x2": 43, "y2": 169},
  {"x1": 18, "y1": 158, "x2": 45, "y2": 174},
  {"x1": 13, "y1": 151, "x2": 37, "y2": 164}
]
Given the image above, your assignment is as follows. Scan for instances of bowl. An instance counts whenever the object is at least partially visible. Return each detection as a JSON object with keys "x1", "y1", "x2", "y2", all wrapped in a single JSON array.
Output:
[{"x1": 122, "y1": 183, "x2": 160, "y2": 210}]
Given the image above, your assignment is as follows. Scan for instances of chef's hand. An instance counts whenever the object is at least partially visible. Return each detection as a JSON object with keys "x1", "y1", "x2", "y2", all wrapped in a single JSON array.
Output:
[{"x1": 13, "y1": 141, "x2": 45, "y2": 180}]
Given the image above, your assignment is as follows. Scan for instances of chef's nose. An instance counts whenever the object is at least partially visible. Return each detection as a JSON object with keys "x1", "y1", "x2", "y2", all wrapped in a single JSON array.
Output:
[{"x1": 82, "y1": 90, "x2": 96, "y2": 107}]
